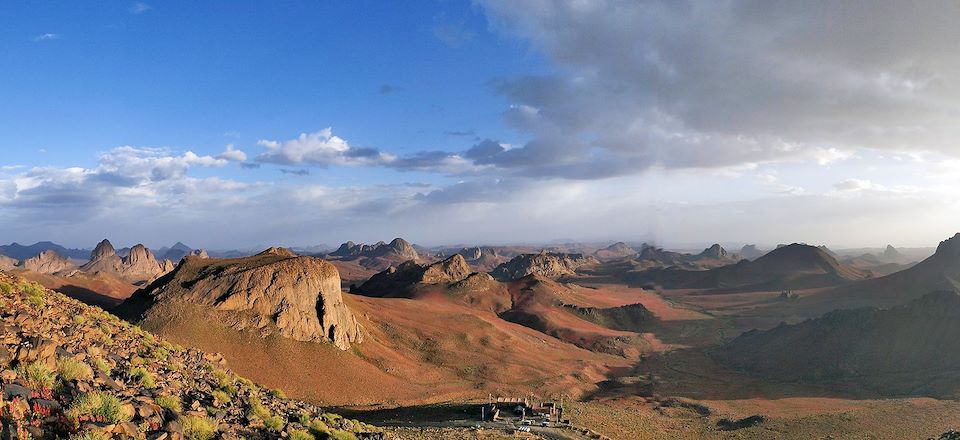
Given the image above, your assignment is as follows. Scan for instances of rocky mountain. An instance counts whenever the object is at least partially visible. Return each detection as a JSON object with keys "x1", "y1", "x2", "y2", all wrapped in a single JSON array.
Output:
[
  {"x1": 81, "y1": 239, "x2": 171, "y2": 285},
  {"x1": 0, "y1": 241, "x2": 89, "y2": 261},
  {"x1": 631, "y1": 243, "x2": 741, "y2": 270},
  {"x1": 593, "y1": 242, "x2": 638, "y2": 260},
  {"x1": 823, "y1": 233, "x2": 960, "y2": 309},
  {"x1": 18, "y1": 250, "x2": 77, "y2": 274},
  {"x1": 327, "y1": 238, "x2": 422, "y2": 271},
  {"x1": 117, "y1": 248, "x2": 362, "y2": 350},
  {"x1": 444, "y1": 246, "x2": 509, "y2": 272},
  {"x1": 739, "y1": 244, "x2": 765, "y2": 260},
  {"x1": 354, "y1": 254, "x2": 473, "y2": 296},
  {"x1": 157, "y1": 241, "x2": 193, "y2": 261},
  {"x1": 490, "y1": 252, "x2": 599, "y2": 281},
  {"x1": 714, "y1": 290, "x2": 960, "y2": 397},
  {"x1": 0, "y1": 272, "x2": 381, "y2": 440},
  {"x1": 630, "y1": 243, "x2": 869, "y2": 291}
]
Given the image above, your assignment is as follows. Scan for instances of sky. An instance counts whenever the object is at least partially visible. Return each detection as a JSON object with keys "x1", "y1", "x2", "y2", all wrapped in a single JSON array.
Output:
[{"x1": 2, "y1": 0, "x2": 960, "y2": 250}]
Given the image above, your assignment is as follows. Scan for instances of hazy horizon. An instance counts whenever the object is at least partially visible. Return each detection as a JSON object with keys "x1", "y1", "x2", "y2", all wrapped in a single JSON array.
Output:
[{"x1": 4, "y1": 1, "x2": 960, "y2": 249}]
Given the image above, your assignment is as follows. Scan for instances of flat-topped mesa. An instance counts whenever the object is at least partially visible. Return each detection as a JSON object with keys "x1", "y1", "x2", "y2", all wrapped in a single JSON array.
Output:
[
  {"x1": 119, "y1": 249, "x2": 362, "y2": 350},
  {"x1": 19, "y1": 250, "x2": 76, "y2": 274},
  {"x1": 490, "y1": 252, "x2": 598, "y2": 281}
]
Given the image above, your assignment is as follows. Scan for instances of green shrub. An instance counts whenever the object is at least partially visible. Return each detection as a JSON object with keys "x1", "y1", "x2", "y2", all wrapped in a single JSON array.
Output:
[
  {"x1": 264, "y1": 415, "x2": 285, "y2": 431},
  {"x1": 269, "y1": 388, "x2": 286, "y2": 399},
  {"x1": 248, "y1": 395, "x2": 271, "y2": 419},
  {"x1": 68, "y1": 432, "x2": 111, "y2": 440},
  {"x1": 155, "y1": 395, "x2": 181, "y2": 414},
  {"x1": 309, "y1": 420, "x2": 330, "y2": 436},
  {"x1": 128, "y1": 366, "x2": 157, "y2": 388},
  {"x1": 67, "y1": 392, "x2": 129, "y2": 424},
  {"x1": 288, "y1": 429, "x2": 315, "y2": 440},
  {"x1": 0, "y1": 281, "x2": 13, "y2": 294},
  {"x1": 182, "y1": 415, "x2": 217, "y2": 440},
  {"x1": 91, "y1": 357, "x2": 111, "y2": 375},
  {"x1": 211, "y1": 369, "x2": 232, "y2": 388},
  {"x1": 58, "y1": 357, "x2": 94, "y2": 382},
  {"x1": 17, "y1": 361, "x2": 56, "y2": 390},
  {"x1": 297, "y1": 411, "x2": 311, "y2": 425},
  {"x1": 211, "y1": 389, "x2": 231, "y2": 405},
  {"x1": 73, "y1": 315, "x2": 87, "y2": 325},
  {"x1": 329, "y1": 430, "x2": 359, "y2": 440}
]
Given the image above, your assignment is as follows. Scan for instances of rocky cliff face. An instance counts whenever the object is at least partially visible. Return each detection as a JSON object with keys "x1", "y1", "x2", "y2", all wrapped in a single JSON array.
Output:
[
  {"x1": 490, "y1": 252, "x2": 598, "y2": 281},
  {"x1": 119, "y1": 249, "x2": 362, "y2": 350},
  {"x1": 19, "y1": 250, "x2": 76, "y2": 274}
]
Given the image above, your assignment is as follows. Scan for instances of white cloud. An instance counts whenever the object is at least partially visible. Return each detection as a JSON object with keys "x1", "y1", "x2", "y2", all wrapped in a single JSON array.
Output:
[
  {"x1": 256, "y1": 128, "x2": 395, "y2": 167},
  {"x1": 33, "y1": 33, "x2": 59, "y2": 42},
  {"x1": 130, "y1": 2, "x2": 151, "y2": 14},
  {"x1": 217, "y1": 144, "x2": 247, "y2": 162}
]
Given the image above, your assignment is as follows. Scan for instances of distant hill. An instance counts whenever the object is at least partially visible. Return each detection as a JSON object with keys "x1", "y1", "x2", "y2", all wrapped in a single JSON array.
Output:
[
  {"x1": 0, "y1": 241, "x2": 89, "y2": 261},
  {"x1": 629, "y1": 243, "x2": 869, "y2": 291},
  {"x1": 714, "y1": 290, "x2": 960, "y2": 398},
  {"x1": 490, "y1": 252, "x2": 599, "y2": 281},
  {"x1": 327, "y1": 237, "x2": 423, "y2": 270},
  {"x1": 819, "y1": 233, "x2": 960, "y2": 310}
]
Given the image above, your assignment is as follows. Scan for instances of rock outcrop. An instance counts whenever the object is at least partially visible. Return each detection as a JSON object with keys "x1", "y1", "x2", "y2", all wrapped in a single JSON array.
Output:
[
  {"x1": 490, "y1": 252, "x2": 598, "y2": 281},
  {"x1": 81, "y1": 239, "x2": 168, "y2": 285},
  {"x1": 0, "y1": 255, "x2": 18, "y2": 270},
  {"x1": 118, "y1": 249, "x2": 362, "y2": 350},
  {"x1": 18, "y1": 250, "x2": 76, "y2": 274},
  {"x1": 356, "y1": 254, "x2": 473, "y2": 296}
]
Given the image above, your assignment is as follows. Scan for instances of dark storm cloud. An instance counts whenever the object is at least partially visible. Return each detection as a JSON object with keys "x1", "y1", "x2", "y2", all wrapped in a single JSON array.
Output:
[{"x1": 474, "y1": 0, "x2": 960, "y2": 179}]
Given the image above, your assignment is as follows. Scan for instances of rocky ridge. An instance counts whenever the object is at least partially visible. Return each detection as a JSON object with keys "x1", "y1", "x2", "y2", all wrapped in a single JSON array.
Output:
[
  {"x1": 118, "y1": 250, "x2": 362, "y2": 350},
  {"x1": 0, "y1": 272, "x2": 382, "y2": 439},
  {"x1": 490, "y1": 252, "x2": 598, "y2": 281},
  {"x1": 19, "y1": 250, "x2": 77, "y2": 275}
]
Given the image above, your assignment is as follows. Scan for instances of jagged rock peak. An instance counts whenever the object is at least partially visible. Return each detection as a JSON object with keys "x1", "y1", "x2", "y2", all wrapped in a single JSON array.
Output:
[
  {"x1": 257, "y1": 247, "x2": 297, "y2": 257},
  {"x1": 90, "y1": 239, "x2": 117, "y2": 259},
  {"x1": 701, "y1": 244, "x2": 727, "y2": 258},
  {"x1": 20, "y1": 250, "x2": 75, "y2": 274},
  {"x1": 125, "y1": 244, "x2": 157, "y2": 265}
]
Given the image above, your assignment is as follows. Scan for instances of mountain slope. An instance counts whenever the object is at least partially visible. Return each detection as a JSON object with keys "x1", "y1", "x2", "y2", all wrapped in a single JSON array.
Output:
[
  {"x1": 0, "y1": 272, "x2": 380, "y2": 440},
  {"x1": 821, "y1": 233, "x2": 960, "y2": 309},
  {"x1": 714, "y1": 290, "x2": 960, "y2": 397}
]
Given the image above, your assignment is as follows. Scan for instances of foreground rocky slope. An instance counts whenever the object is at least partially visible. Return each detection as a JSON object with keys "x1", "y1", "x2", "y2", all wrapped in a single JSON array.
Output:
[
  {"x1": 0, "y1": 272, "x2": 381, "y2": 439},
  {"x1": 117, "y1": 248, "x2": 362, "y2": 350}
]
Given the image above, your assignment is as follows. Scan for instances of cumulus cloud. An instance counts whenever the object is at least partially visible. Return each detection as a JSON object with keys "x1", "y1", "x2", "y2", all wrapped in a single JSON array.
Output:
[
  {"x1": 474, "y1": 0, "x2": 960, "y2": 179},
  {"x1": 217, "y1": 144, "x2": 247, "y2": 162},
  {"x1": 256, "y1": 128, "x2": 395, "y2": 167}
]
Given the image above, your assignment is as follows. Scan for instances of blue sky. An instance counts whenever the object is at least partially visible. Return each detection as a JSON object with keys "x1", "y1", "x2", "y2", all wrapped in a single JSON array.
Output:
[{"x1": 2, "y1": 1, "x2": 960, "y2": 250}]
